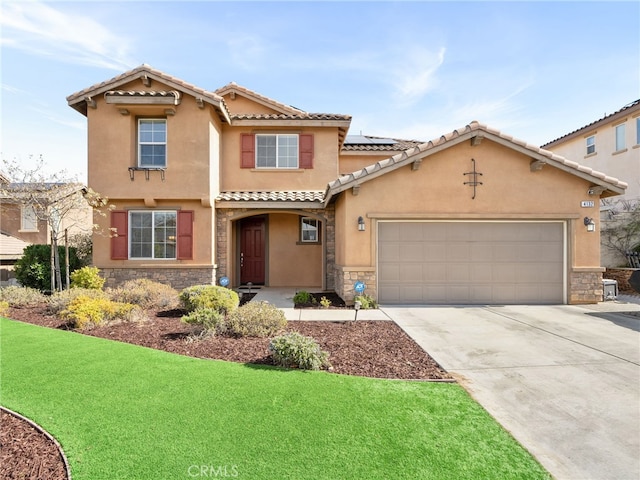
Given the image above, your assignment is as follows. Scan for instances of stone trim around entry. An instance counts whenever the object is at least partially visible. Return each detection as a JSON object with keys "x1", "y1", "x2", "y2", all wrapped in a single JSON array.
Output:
[{"x1": 100, "y1": 266, "x2": 216, "y2": 291}]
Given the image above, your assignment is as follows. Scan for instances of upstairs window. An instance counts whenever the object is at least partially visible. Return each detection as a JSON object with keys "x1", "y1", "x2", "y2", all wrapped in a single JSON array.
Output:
[
  {"x1": 20, "y1": 205, "x2": 38, "y2": 231},
  {"x1": 586, "y1": 135, "x2": 595, "y2": 155},
  {"x1": 256, "y1": 134, "x2": 298, "y2": 168},
  {"x1": 636, "y1": 117, "x2": 640, "y2": 146},
  {"x1": 614, "y1": 123, "x2": 625, "y2": 152},
  {"x1": 138, "y1": 119, "x2": 167, "y2": 167},
  {"x1": 241, "y1": 133, "x2": 314, "y2": 169}
]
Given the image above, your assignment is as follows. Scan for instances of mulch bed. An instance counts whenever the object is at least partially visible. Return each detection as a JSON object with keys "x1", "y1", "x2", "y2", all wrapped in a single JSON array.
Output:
[
  {"x1": 2, "y1": 301, "x2": 451, "y2": 479},
  {"x1": 0, "y1": 408, "x2": 68, "y2": 480}
]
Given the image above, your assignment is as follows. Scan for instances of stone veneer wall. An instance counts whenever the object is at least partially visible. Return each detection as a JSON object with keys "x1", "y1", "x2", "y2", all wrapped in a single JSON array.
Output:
[
  {"x1": 216, "y1": 206, "x2": 335, "y2": 290},
  {"x1": 101, "y1": 267, "x2": 216, "y2": 291},
  {"x1": 569, "y1": 269, "x2": 603, "y2": 304},
  {"x1": 334, "y1": 266, "x2": 377, "y2": 305}
]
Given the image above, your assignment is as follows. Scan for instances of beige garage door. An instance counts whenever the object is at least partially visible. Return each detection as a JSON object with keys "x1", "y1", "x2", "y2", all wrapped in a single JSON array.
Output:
[{"x1": 378, "y1": 222, "x2": 564, "y2": 305}]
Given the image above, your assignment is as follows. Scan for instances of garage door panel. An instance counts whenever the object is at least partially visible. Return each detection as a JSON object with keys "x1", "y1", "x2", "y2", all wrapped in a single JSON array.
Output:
[
  {"x1": 400, "y1": 244, "x2": 425, "y2": 261},
  {"x1": 379, "y1": 222, "x2": 564, "y2": 305}
]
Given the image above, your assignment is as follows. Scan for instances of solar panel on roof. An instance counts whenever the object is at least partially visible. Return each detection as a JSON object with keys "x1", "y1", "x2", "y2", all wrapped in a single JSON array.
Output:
[{"x1": 344, "y1": 135, "x2": 397, "y2": 145}]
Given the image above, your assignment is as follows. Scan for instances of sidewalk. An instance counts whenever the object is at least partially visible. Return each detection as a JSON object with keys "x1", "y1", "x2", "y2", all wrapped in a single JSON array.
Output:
[{"x1": 247, "y1": 287, "x2": 390, "y2": 321}]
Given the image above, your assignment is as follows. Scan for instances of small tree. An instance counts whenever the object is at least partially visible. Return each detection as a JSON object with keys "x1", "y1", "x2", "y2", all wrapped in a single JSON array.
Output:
[
  {"x1": 1, "y1": 156, "x2": 110, "y2": 291},
  {"x1": 600, "y1": 199, "x2": 640, "y2": 266}
]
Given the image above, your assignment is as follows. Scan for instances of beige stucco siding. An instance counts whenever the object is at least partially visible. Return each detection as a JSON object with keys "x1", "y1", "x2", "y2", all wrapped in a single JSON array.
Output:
[
  {"x1": 87, "y1": 80, "x2": 220, "y2": 203},
  {"x1": 220, "y1": 127, "x2": 340, "y2": 191},
  {"x1": 92, "y1": 200, "x2": 213, "y2": 268},
  {"x1": 267, "y1": 213, "x2": 322, "y2": 287},
  {"x1": 336, "y1": 139, "x2": 601, "y2": 269}
]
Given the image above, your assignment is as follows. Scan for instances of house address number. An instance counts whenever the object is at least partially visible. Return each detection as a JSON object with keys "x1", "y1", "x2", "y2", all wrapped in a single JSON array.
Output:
[{"x1": 581, "y1": 201, "x2": 595, "y2": 208}]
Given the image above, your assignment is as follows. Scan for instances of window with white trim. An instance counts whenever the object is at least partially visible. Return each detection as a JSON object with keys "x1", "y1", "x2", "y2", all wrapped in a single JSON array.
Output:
[
  {"x1": 20, "y1": 205, "x2": 38, "y2": 231},
  {"x1": 256, "y1": 134, "x2": 298, "y2": 168},
  {"x1": 615, "y1": 123, "x2": 625, "y2": 151},
  {"x1": 586, "y1": 135, "x2": 595, "y2": 155},
  {"x1": 301, "y1": 217, "x2": 319, "y2": 243},
  {"x1": 138, "y1": 119, "x2": 167, "y2": 167},
  {"x1": 129, "y1": 211, "x2": 176, "y2": 259},
  {"x1": 635, "y1": 117, "x2": 640, "y2": 146}
]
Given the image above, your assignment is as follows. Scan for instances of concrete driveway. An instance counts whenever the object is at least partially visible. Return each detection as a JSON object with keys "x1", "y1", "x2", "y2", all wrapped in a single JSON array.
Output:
[{"x1": 385, "y1": 303, "x2": 640, "y2": 480}]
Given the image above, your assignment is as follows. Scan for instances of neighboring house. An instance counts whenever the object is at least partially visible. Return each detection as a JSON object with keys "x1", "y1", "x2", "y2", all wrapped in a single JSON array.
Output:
[
  {"x1": 0, "y1": 178, "x2": 93, "y2": 282},
  {"x1": 67, "y1": 65, "x2": 626, "y2": 304},
  {"x1": 543, "y1": 100, "x2": 640, "y2": 266}
]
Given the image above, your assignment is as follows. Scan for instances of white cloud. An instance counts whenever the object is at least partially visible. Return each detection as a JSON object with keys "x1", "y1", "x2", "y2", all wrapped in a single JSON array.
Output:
[
  {"x1": 392, "y1": 47, "x2": 446, "y2": 105},
  {"x1": 0, "y1": 1, "x2": 135, "y2": 71}
]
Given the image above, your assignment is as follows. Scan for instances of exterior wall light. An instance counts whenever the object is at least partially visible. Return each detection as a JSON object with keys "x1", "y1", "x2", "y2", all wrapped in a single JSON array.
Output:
[
  {"x1": 584, "y1": 216, "x2": 596, "y2": 232},
  {"x1": 358, "y1": 216, "x2": 365, "y2": 231}
]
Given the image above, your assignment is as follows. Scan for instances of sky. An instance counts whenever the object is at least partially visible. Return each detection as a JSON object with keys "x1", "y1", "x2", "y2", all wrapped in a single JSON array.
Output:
[{"x1": 1, "y1": 0, "x2": 639, "y2": 182}]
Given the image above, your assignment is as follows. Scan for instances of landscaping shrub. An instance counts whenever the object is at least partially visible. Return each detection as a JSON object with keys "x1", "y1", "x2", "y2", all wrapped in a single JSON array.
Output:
[
  {"x1": 269, "y1": 331, "x2": 330, "y2": 371},
  {"x1": 70, "y1": 266, "x2": 105, "y2": 290},
  {"x1": 181, "y1": 308, "x2": 226, "y2": 334},
  {"x1": 225, "y1": 301, "x2": 287, "y2": 337},
  {"x1": 14, "y1": 244, "x2": 82, "y2": 291},
  {"x1": 60, "y1": 295, "x2": 143, "y2": 330},
  {"x1": 0, "y1": 286, "x2": 46, "y2": 307},
  {"x1": 0, "y1": 300, "x2": 8, "y2": 317},
  {"x1": 320, "y1": 296, "x2": 331, "y2": 309},
  {"x1": 47, "y1": 288, "x2": 108, "y2": 314},
  {"x1": 293, "y1": 290, "x2": 313, "y2": 305},
  {"x1": 179, "y1": 285, "x2": 239, "y2": 314},
  {"x1": 355, "y1": 294, "x2": 378, "y2": 309},
  {"x1": 108, "y1": 279, "x2": 179, "y2": 310}
]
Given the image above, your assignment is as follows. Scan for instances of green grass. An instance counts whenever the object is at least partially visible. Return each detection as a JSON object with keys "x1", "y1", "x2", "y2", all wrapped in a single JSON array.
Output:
[{"x1": 0, "y1": 318, "x2": 550, "y2": 479}]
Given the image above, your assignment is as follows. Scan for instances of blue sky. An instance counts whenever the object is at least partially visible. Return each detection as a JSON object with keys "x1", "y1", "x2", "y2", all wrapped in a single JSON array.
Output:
[{"x1": 1, "y1": 1, "x2": 638, "y2": 182}]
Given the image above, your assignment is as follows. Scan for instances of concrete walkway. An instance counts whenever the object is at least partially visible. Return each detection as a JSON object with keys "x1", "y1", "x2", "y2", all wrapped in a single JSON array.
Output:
[
  {"x1": 388, "y1": 302, "x2": 640, "y2": 480},
  {"x1": 247, "y1": 287, "x2": 390, "y2": 321}
]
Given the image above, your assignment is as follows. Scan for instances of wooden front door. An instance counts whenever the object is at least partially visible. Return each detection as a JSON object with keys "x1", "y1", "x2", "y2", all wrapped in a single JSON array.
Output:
[{"x1": 240, "y1": 216, "x2": 265, "y2": 284}]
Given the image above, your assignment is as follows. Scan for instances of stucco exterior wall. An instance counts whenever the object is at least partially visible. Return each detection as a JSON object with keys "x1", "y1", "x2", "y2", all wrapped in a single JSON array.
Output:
[
  {"x1": 219, "y1": 94, "x2": 282, "y2": 115},
  {"x1": 220, "y1": 126, "x2": 340, "y2": 191},
  {"x1": 267, "y1": 213, "x2": 322, "y2": 287},
  {"x1": 545, "y1": 117, "x2": 639, "y2": 202},
  {"x1": 333, "y1": 139, "x2": 604, "y2": 304},
  {"x1": 87, "y1": 79, "x2": 220, "y2": 203},
  {"x1": 93, "y1": 199, "x2": 214, "y2": 268}
]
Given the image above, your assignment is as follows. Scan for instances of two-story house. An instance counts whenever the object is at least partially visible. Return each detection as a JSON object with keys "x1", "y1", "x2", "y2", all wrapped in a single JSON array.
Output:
[
  {"x1": 543, "y1": 100, "x2": 640, "y2": 266},
  {"x1": 67, "y1": 65, "x2": 626, "y2": 304}
]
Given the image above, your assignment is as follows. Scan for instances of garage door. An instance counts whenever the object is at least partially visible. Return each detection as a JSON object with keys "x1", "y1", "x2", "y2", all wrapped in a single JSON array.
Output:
[{"x1": 378, "y1": 222, "x2": 564, "y2": 305}]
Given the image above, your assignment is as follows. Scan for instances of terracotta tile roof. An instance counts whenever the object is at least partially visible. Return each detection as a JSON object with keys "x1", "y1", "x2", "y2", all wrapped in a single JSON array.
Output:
[
  {"x1": 104, "y1": 90, "x2": 181, "y2": 100},
  {"x1": 231, "y1": 113, "x2": 351, "y2": 122},
  {"x1": 215, "y1": 82, "x2": 305, "y2": 115},
  {"x1": 542, "y1": 99, "x2": 640, "y2": 147},
  {"x1": 342, "y1": 136, "x2": 424, "y2": 152},
  {"x1": 216, "y1": 191, "x2": 325, "y2": 203},
  {"x1": 325, "y1": 121, "x2": 628, "y2": 206},
  {"x1": 67, "y1": 65, "x2": 228, "y2": 120}
]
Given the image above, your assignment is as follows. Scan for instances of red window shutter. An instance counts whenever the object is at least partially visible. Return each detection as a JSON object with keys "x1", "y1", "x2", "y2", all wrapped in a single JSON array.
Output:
[
  {"x1": 240, "y1": 133, "x2": 255, "y2": 168},
  {"x1": 177, "y1": 210, "x2": 194, "y2": 260},
  {"x1": 299, "y1": 134, "x2": 314, "y2": 169},
  {"x1": 111, "y1": 211, "x2": 128, "y2": 260}
]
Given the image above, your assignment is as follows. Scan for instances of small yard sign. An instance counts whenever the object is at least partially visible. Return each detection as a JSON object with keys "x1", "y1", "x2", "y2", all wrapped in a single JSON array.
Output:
[
  {"x1": 219, "y1": 276, "x2": 230, "y2": 287},
  {"x1": 354, "y1": 281, "x2": 366, "y2": 294}
]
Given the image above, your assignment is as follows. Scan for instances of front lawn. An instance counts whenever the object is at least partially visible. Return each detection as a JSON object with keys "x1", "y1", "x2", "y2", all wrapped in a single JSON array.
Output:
[{"x1": 0, "y1": 317, "x2": 550, "y2": 479}]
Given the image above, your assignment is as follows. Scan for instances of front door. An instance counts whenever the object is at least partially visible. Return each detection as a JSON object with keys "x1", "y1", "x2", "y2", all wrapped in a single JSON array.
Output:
[{"x1": 240, "y1": 216, "x2": 265, "y2": 284}]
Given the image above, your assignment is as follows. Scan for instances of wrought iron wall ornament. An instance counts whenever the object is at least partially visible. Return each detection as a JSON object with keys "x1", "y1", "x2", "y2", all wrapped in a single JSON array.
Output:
[{"x1": 463, "y1": 158, "x2": 483, "y2": 199}]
